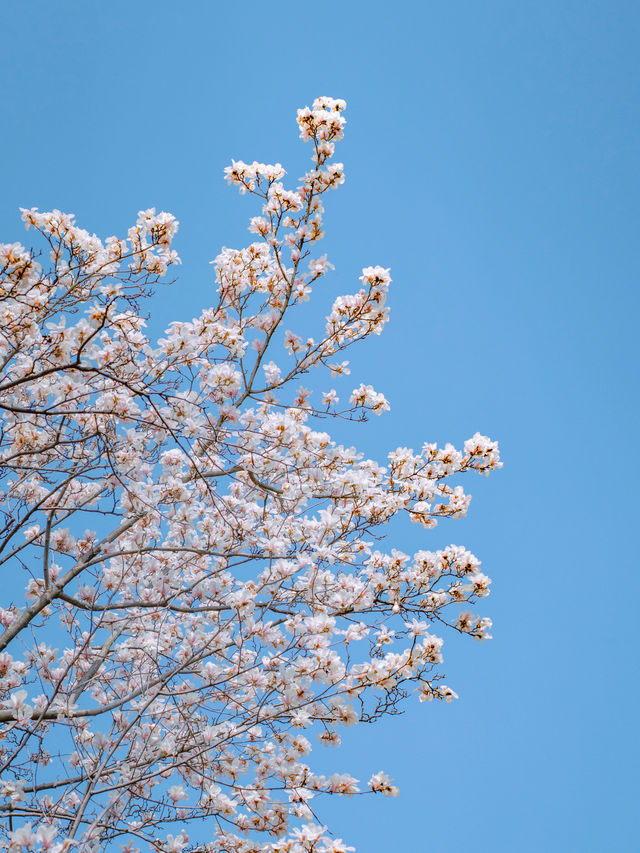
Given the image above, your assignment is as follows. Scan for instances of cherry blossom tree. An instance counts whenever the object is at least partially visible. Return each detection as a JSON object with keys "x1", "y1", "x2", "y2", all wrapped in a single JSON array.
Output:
[{"x1": 0, "y1": 97, "x2": 501, "y2": 853}]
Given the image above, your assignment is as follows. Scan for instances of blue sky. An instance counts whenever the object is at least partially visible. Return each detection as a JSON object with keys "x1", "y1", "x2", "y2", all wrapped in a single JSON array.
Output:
[{"x1": 1, "y1": 1, "x2": 638, "y2": 850}]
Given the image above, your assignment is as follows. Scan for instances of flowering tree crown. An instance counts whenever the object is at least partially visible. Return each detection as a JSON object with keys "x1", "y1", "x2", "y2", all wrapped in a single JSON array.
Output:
[{"x1": 0, "y1": 97, "x2": 501, "y2": 853}]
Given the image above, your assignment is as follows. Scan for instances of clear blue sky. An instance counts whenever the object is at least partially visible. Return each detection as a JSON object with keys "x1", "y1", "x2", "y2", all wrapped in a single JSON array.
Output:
[{"x1": 1, "y1": 2, "x2": 638, "y2": 850}]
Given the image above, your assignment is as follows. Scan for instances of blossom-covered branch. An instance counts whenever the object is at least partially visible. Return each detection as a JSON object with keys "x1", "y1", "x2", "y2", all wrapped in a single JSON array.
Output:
[{"x1": 0, "y1": 97, "x2": 501, "y2": 853}]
